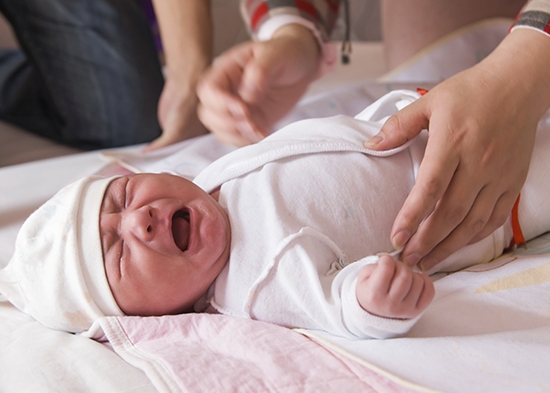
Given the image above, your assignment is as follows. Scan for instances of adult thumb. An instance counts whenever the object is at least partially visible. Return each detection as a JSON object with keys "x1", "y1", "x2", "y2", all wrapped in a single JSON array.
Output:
[
  {"x1": 238, "y1": 42, "x2": 291, "y2": 104},
  {"x1": 364, "y1": 100, "x2": 430, "y2": 150}
]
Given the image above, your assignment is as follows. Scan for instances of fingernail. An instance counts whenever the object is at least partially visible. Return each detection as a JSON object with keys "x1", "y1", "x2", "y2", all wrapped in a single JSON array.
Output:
[
  {"x1": 392, "y1": 230, "x2": 410, "y2": 249},
  {"x1": 404, "y1": 253, "x2": 421, "y2": 267},
  {"x1": 364, "y1": 133, "x2": 384, "y2": 149}
]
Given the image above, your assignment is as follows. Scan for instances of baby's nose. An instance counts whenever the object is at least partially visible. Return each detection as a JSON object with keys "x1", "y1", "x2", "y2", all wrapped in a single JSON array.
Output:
[{"x1": 123, "y1": 206, "x2": 155, "y2": 241}]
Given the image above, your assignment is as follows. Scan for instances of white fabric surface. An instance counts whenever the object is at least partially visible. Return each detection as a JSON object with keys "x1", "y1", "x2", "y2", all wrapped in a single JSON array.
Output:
[
  {"x1": 0, "y1": 176, "x2": 124, "y2": 334},
  {"x1": 195, "y1": 91, "x2": 424, "y2": 339},
  {"x1": 301, "y1": 236, "x2": 550, "y2": 392}
]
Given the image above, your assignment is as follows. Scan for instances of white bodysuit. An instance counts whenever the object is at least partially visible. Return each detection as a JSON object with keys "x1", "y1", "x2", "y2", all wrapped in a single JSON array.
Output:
[{"x1": 194, "y1": 90, "x2": 550, "y2": 339}]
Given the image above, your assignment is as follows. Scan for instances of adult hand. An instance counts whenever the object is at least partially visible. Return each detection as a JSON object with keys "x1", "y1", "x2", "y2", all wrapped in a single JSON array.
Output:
[
  {"x1": 365, "y1": 29, "x2": 550, "y2": 271},
  {"x1": 197, "y1": 24, "x2": 321, "y2": 146},
  {"x1": 146, "y1": 0, "x2": 211, "y2": 152},
  {"x1": 144, "y1": 76, "x2": 208, "y2": 152},
  {"x1": 356, "y1": 255, "x2": 434, "y2": 319}
]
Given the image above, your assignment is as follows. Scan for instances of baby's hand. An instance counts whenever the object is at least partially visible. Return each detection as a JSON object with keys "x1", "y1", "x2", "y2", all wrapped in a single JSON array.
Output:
[{"x1": 356, "y1": 255, "x2": 435, "y2": 319}]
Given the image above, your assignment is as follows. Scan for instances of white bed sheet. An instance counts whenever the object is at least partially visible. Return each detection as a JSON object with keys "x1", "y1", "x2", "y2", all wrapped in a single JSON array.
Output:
[{"x1": 301, "y1": 236, "x2": 550, "y2": 392}]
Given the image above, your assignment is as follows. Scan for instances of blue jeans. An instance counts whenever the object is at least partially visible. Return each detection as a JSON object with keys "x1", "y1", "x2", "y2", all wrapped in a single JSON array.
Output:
[{"x1": 0, "y1": 0, "x2": 163, "y2": 149}]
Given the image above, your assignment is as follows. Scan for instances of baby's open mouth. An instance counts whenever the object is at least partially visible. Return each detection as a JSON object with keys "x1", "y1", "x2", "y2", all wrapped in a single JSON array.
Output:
[{"x1": 172, "y1": 209, "x2": 190, "y2": 252}]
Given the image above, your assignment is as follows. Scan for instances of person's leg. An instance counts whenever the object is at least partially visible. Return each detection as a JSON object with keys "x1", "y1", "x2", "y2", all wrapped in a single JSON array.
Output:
[
  {"x1": 0, "y1": 0, "x2": 164, "y2": 149},
  {"x1": 381, "y1": 0, "x2": 526, "y2": 71},
  {"x1": 0, "y1": 49, "x2": 57, "y2": 135}
]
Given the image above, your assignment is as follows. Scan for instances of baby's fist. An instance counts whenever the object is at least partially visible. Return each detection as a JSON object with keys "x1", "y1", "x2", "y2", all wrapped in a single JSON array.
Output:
[{"x1": 356, "y1": 255, "x2": 435, "y2": 319}]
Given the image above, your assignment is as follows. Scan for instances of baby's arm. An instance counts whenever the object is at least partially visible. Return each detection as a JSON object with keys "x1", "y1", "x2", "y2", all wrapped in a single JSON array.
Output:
[{"x1": 356, "y1": 255, "x2": 435, "y2": 320}]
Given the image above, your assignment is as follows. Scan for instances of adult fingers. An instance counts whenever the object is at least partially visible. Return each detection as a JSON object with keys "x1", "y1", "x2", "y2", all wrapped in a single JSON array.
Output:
[
  {"x1": 198, "y1": 44, "x2": 275, "y2": 144},
  {"x1": 468, "y1": 191, "x2": 518, "y2": 245},
  {"x1": 197, "y1": 102, "x2": 256, "y2": 146},
  {"x1": 391, "y1": 131, "x2": 460, "y2": 251},
  {"x1": 145, "y1": 124, "x2": 206, "y2": 152},
  {"x1": 196, "y1": 44, "x2": 253, "y2": 128},
  {"x1": 365, "y1": 97, "x2": 430, "y2": 150},
  {"x1": 198, "y1": 82, "x2": 265, "y2": 145},
  {"x1": 143, "y1": 77, "x2": 202, "y2": 151},
  {"x1": 419, "y1": 190, "x2": 517, "y2": 271},
  {"x1": 238, "y1": 44, "x2": 281, "y2": 105},
  {"x1": 400, "y1": 158, "x2": 485, "y2": 267},
  {"x1": 145, "y1": 133, "x2": 179, "y2": 152}
]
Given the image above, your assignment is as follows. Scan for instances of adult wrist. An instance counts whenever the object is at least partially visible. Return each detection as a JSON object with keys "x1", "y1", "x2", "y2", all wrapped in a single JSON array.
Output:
[
  {"x1": 271, "y1": 23, "x2": 337, "y2": 79},
  {"x1": 482, "y1": 28, "x2": 550, "y2": 119},
  {"x1": 272, "y1": 24, "x2": 321, "y2": 58}
]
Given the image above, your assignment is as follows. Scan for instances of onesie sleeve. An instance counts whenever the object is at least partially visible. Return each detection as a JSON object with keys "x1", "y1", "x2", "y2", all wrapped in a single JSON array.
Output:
[
  {"x1": 240, "y1": 0, "x2": 340, "y2": 77},
  {"x1": 510, "y1": 0, "x2": 550, "y2": 37},
  {"x1": 240, "y1": 0, "x2": 341, "y2": 42},
  {"x1": 235, "y1": 236, "x2": 424, "y2": 341},
  {"x1": 331, "y1": 257, "x2": 422, "y2": 339}
]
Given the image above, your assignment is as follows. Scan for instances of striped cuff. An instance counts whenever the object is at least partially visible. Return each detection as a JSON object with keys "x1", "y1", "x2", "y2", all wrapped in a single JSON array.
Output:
[
  {"x1": 240, "y1": 0, "x2": 340, "y2": 42},
  {"x1": 254, "y1": 14, "x2": 338, "y2": 79},
  {"x1": 511, "y1": 10, "x2": 550, "y2": 37},
  {"x1": 256, "y1": 14, "x2": 325, "y2": 44}
]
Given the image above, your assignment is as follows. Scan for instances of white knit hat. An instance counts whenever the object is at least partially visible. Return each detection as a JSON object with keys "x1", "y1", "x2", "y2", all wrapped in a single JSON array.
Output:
[{"x1": 0, "y1": 176, "x2": 124, "y2": 334}]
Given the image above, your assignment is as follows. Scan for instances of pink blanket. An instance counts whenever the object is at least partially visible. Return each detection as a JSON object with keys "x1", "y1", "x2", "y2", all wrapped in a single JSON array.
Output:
[{"x1": 98, "y1": 313, "x2": 417, "y2": 392}]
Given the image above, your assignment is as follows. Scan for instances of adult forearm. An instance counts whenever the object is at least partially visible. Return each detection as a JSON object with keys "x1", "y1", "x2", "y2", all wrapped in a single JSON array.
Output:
[
  {"x1": 487, "y1": 27, "x2": 550, "y2": 120},
  {"x1": 151, "y1": 0, "x2": 212, "y2": 80},
  {"x1": 144, "y1": 0, "x2": 212, "y2": 150}
]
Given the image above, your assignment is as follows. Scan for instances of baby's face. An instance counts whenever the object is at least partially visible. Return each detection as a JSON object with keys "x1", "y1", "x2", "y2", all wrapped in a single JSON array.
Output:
[{"x1": 99, "y1": 173, "x2": 230, "y2": 316}]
